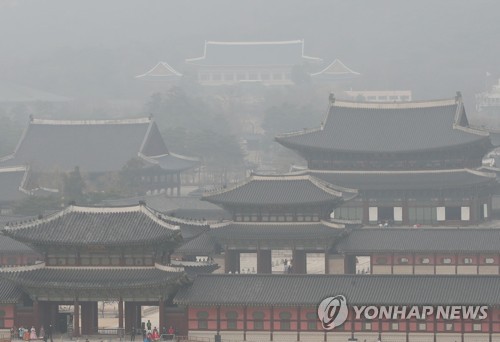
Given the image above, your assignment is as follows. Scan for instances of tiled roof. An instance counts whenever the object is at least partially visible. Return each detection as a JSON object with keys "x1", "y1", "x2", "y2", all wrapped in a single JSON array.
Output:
[
  {"x1": 175, "y1": 232, "x2": 217, "y2": 255},
  {"x1": 141, "y1": 153, "x2": 198, "y2": 172},
  {"x1": 182, "y1": 263, "x2": 220, "y2": 275},
  {"x1": 185, "y1": 40, "x2": 321, "y2": 66},
  {"x1": 209, "y1": 221, "x2": 345, "y2": 242},
  {"x1": 336, "y1": 228, "x2": 500, "y2": 253},
  {"x1": 276, "y1": 98, "x2": 490, "y2": 153},
  {"x1": 0, "y1": 166, "x2": 29, "y2": 203},
  {"x1": 3, "y1": 204, "x2": 180, "y2": 246},
  {"x1": 0, "y1": 234, "x2": 36, "y2": 253},
  {"x1": 2, "y1": 266, "x2": 185, "y2": 289},
  {"x1": 0, "y1": 278, "x2": 23, "y2": 303},
  {"x1": 202, "y1": 174, "x2": 357, "y2": 206},
  {"x1": 0, "y1": 118, "x2": 192, "y2": 173},
  {"x1": 101, "y1": 195, "x2": 226, "y2": 214},
  {"x1": 311, "y1": 59, "x2": 360, "y2": 79},
  {"x1": 136, "y1": 62, "x2": 182, "y2": 78},
  {"x1": 174, "y1": 274, "x2": 500, "y2": 306},
  {"x1": 306, "y1": 169, "x2": 496, "y2": 191}
]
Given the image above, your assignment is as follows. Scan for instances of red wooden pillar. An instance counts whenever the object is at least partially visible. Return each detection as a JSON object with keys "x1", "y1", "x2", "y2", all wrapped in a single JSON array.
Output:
[
  {"x1": 33, "y1": 300, "x2": 40, "y2": 331},
  {"x1": 292, "y1": 250, "x2": 307, "y2": 274},
  {"x1": 257, "y1": 249, "x2": 272, "y2": 274},
  {"x1": 159, "y1": 298, "x2": 165, "y2": 332},
  {"x1": 73, "y1": 299, "x2": 80, "y2": 337}
]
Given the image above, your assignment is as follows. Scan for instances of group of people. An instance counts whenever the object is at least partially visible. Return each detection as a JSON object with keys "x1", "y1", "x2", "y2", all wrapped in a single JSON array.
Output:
[
  {"x1": 11, "y1": 326, "x2": 48, "y2": 341},
  {"x1": 131, "y1": 320, "x2": 175, "y2": 342}
]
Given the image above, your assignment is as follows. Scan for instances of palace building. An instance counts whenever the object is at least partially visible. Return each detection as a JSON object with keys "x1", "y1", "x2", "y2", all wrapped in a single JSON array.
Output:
[
  {"x1": 175, "y1": 274, "x2": 500, "y2": 342},
  {"x1": 184, "y1": 40, "x2": 322, "y2": 86},
  {"x1": 336, "y1": 228, "x2": 500, "y2": 275},
  {"x1": 276, "y1": 94, "x2": 498, "y2": 225},
  {"x1": 191, "y1": 174, "x2": 358, "y2": 274},
  {"x1": 0, "y1": 204, "x2": 190, "y2": 336},
  {"x1": 0, "y1": 117, "x2": 197, "y2": 196}
]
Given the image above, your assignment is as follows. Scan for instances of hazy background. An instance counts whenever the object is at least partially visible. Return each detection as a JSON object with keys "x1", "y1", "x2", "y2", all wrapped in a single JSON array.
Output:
[{"x1": 0, "y1": 0, "x2": 498, "y2": 101}]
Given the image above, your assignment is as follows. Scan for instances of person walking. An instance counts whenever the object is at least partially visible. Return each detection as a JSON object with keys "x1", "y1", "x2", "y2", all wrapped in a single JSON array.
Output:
[{"x1": 131, "y1": 326, "x2": 136, "y2": 341}]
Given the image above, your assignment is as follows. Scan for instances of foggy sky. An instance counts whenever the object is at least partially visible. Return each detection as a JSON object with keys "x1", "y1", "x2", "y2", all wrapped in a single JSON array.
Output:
[{"x1": 1, "y1": 0, "x2": 499, "y2": 103}]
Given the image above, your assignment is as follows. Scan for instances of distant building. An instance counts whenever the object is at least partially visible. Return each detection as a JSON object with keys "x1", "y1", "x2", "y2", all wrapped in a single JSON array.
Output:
[
  {"x1": 344, "y1": 89, "x2": 412, "y2": 102},
  {"x1": 276, "y1": 93, "x2": 497, "y2": 225},
  {"x1": 175, "y1": 274, "x2": 500, "y2": 342},
  {"x1": 310, "y1": 59, "x2": 361, "y2": 81},
  {"x1": 184, "y1": 40, "x2": 322, "y2": 86},
  {"x1": 0, "y1": 117, "x2": 198, "y2": 196},
  {"x1": 0, "y1": 204, "x2": 189, "y2": 335},
  {"x1": 476, "y1": 78, "x2": 500, "y2": 113},
  {"x1": 135, "y1": 62, "x2": 183, "y2": 80}
]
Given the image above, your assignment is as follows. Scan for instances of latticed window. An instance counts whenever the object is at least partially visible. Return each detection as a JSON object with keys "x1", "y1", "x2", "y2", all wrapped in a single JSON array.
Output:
[
  {"x1": 252, "y1": 312, "x2": 264, "y2": 330},
  {"x1": 306, "y1": 312, "x2": 317, "y2": 330},
  {"x1": 197, "y1": 311, "x2": 209, "y2": 329},
  {"x1": 279, "y1": 312, "x2": 291, "y2": 331},
  {"x1": 226, "y1": 311, "x2": 238, "y2": 330}
]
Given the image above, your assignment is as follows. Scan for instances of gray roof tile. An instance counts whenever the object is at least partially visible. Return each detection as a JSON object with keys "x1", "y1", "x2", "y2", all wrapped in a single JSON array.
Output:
[
  {"x1": 307, "y1": 169, "x2": 496, "y2": 191},
  {"x1": 336, "y1": 228, "x2": 500, "y2": 253},
  {"x1": 0, "y1": 118, "x2": 193, "y2": 173},
  {"x1": 3, "y1": 204, "x2": 179, "y2": 246},
  {"x1": 174, "y1": 274, "x2": 500, "y2": 306},
  {"x1": 203, "y1": 175, "x2": 356, "y2": 206},
  {"x1": 2, "y1": 266, "x2": 185, "y2": 289},
  {"x1": 276, "y1": 99, "x2": 489, "y2": 153},
  {"x1": 0, "y1": 278, "x2": 23, "y2": 303},
  {"x1": 209, "y1": 222, "x2": 345, "y2": 241},
  {"x1": 0, "y1": 234, "x2": 36, "y2": 252}
]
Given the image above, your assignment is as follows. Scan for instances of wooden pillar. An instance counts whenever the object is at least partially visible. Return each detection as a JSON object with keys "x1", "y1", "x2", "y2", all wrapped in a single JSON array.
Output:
[
  {"x1": 362, "y1": 199, "x2": 369, "y2": 225},
  {"x1": 344, "y1": 254, "x2": 356, "y2": 274},
  {"x1": 81, "y1": 302, "x2": 95, "y2": 335},
  {"x1": 125, "y1": 302, "x2": 134, "y2": 333},
  {"x1": 402, "y1": 197, "x2": 409, "y2": 226},
  {"x1": 33, "y1": 300, "x2": 40, "y2": 332},
  {"x1": 118, "y1": 298, "x2": 124, "y2": 329},
  {"x1": 216, "y1": 305, "x2": 221, "y2": 334},
  {"x1": 292, "y1": 250, "x2": 307, "y2": 274},
  {"x1": 93, "y1": 302, "x2": 98, "y2": 334},
  {"x1": 243, "y1": 306, "x2": 247, "y2": 341},
  {"x1": 136, "y1": 305, "x2": 142, "y2": 331},
  {"x1": 225, "y1": 250, "x2": 240, "y2": 273},
  {"x1": 257, "y1": 249, "x2": 272, "y2": 274},
  {"x1": 159, "y1": 298, "x2": 165, "y2": 332},
  {"x1": 270, "y1": 306, "x2": 274, "y2": 341},
  {"x1": 73, "y1": 299, "x2": 80, "y2": 337}
]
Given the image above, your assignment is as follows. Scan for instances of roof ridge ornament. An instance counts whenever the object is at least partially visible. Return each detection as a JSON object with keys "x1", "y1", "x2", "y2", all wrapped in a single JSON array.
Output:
[{"x1": 329, "y1": 92, "x2": 336, "y2": 105}]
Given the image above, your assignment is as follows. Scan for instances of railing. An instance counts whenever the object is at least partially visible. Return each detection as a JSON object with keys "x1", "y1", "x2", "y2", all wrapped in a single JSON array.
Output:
[{"x1": 96, "y1": 328, "x2": 125, "y2": 337}]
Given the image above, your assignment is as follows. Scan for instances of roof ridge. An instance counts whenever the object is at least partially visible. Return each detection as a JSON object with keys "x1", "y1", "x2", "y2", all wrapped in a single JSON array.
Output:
[
  {"x1": 0, "y1": 165, "x2": 28, "y2": 173},
  {"x1": 210, "y1": 220, "x2": 342, "y2": 228},
  {"x1": 307, "y1": 168, "x2": 491, "y2": 175},
  {"x1": 206, "y1": 40, "x2": 304, "y2": 45},
  {"x1": 4, "y1": 204, "x2": 180, "y2": 231},
  {"x1": 135, "y1": 61, "x2": 182, "y2": 78},
  {"x1": 332, "y1": 98, "x2": 457, "y2": 109},
  {"x1": 311, "y1": 59, "x2": 361, "y2": 77},
  {"x1": 30, "y1": 117, "x2": 152, "y2": 125}
]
